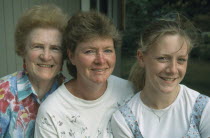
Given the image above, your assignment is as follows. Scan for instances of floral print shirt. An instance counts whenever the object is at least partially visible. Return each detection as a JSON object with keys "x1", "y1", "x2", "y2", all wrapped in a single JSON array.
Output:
[{"x1": 0, "y1": 71, "x2": 62, "y2": 138}]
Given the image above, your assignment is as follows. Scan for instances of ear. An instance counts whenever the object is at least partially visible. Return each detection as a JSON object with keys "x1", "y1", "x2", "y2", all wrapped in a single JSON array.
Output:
[
  {"x1": 67, "y1": 49, "x2": 75, "y2": 65},
  {"x1": 137, "y1": 49, "x2": 145, "y2": 67}
]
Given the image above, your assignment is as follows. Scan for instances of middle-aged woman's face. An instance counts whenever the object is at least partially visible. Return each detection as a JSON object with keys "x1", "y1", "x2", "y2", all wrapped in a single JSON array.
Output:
[
  {"x1": 24, "y1": 28, "x2": 63, "y2": 82},
  {"x1": 138, "y1": 34, "x2": 188, "y2": 95},
  {"x1": 68, "y1": 37, "x2": 116, "y2": 84}
]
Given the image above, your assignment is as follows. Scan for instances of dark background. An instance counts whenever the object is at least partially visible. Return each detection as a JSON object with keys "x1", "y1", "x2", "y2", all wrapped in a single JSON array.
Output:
[{"x1": 121, "y1": 0, "x2": 210, "y2": 96}]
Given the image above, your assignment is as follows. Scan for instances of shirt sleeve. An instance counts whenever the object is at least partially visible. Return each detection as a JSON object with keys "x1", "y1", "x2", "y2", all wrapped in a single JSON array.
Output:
[
  {"x1": 0, "y1": 81, "x2": 12, "y2": 137},
  {"x1": 200, "y1": 100, "x2": 210, "y2": 138},
  {"x1": 111, "y1": 110, "x2": 134, "y2": 138}
]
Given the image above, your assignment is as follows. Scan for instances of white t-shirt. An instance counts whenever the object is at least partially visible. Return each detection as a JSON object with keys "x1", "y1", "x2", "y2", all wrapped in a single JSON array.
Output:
[
  {"x1": 35, "y1": 75, "x2": 134, "y2": 138},
  {"x1": 111, "y1": 84, "x2": 210, "y2": 138}
]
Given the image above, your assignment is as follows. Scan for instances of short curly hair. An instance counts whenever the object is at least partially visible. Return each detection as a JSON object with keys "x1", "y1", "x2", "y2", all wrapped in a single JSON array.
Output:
[
  {"x1": 15, "y1": 4, "x2": 68, "y2": 57},
  {"x1": 63, "y1": 10, "x2": 121, "y2": 78}
]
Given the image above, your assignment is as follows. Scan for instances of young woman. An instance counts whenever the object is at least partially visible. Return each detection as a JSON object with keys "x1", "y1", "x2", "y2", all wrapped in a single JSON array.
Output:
[{"x1": 111, "y1": 16, "x2": 210, "y2": 138}]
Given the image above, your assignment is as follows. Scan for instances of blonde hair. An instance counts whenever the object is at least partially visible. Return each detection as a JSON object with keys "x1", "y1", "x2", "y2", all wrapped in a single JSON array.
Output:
[{"x1": 129, "y1": 14, "x2": 197, "y2": 91}]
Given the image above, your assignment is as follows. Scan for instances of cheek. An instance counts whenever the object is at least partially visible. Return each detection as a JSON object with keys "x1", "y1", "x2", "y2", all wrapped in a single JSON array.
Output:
[
  {"x1": 24, "y1": 51, "x2": 38, "y2": 64},
  {"x1": 76, "y1": 56, "x2": 92, "y2": 68},
  {"x1": 108, "y1": 54, "x2": 116, "y2": 65},
  {"x1": 146, "y1": 61, "x2": 162, "y2": 73},
  {"x1": 56, "y1": 54, "x2": 63, "y2": 65},
  {"x1": 180, "y1": 65, "x2": 187, "y2": 75}
]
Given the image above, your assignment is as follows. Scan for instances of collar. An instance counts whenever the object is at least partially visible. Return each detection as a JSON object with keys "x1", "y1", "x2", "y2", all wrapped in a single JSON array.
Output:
[
  {"x1": 17, "y1": 71, "x2": 59, "y2": 102},
  {"x1": 17, "y1": 71, "x2": 33, "y2": 101}
]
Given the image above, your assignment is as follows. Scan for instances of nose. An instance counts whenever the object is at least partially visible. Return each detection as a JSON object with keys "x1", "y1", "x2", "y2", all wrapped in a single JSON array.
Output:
[
  {"x1": 94, "y1": 52, "x2": 105, "y2": 64},
  {"x1": 40, "y1": 49, "x2": 52, "y2": 61},
  {"x1": 166, "y1": 60, "x2": 178, "y2": 74}
]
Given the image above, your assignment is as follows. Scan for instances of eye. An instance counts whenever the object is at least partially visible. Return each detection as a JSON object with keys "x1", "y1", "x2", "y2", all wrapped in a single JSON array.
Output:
[
  {"x1": 104, "y1": 49, "x2": 114, "y2": 53},
  {"x1": 51, "y1": 46, "x2": 61, "y2": 52},
  {"x1": 177, "y1": 58, "x2": 188, "y2": 64},
  {"x1": 84, "y1": 50, "x2": 96, "y2": 54},
  {"x1": 33, "y1": 45, "x2": 43, "y2": 49},
  {"x1": 156, "y1": 57, "x2": 169, "y2": 62}
]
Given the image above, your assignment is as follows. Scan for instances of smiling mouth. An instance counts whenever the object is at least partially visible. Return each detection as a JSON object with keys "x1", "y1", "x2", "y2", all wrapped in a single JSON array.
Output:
[
  {"x1": 37, "y1": 64, "x2": 54, "y2": 68},
  {"x1": 91, "y1": 68, "x2": 107, "y2": 72},
  {"x1": 160, "y1": 77, "x2": 176, "y2": 81}
]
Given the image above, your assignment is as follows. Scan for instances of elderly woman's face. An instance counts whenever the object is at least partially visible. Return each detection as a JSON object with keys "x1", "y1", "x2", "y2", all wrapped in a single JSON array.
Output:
[
  {"x1": 24, "y1": 28, "x2": 62, "y2": 82},
  {"x1": 68, "y1": 37, "x2": 116, "y2": 84}
]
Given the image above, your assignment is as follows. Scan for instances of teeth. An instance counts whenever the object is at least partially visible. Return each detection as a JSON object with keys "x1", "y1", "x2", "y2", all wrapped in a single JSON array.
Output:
[
  {"x1": 38, "y1": 64, "x2": 53, "y2": 68},
  {"x1": 92, "y1": 69, "x2": 105, "y2": 72},
  {"x1": 162, "y1": 78, "x2": 175, "y2": 81}
]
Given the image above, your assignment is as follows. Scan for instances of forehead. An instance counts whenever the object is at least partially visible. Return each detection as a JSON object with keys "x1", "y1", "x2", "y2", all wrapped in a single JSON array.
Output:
[
  {"x1": 77, "y1": 37, "x2": 114, "y2": 48},
  {"x1": 151, "y1": 34, "x2": 189, "y2": 55},
  {"x1": 27, "y1": 27, "x2": 61, "y2": 43}
]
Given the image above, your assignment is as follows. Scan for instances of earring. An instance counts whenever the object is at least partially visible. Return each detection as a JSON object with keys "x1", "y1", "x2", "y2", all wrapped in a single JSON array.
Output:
[{"x1": 23, "y1": 60, "x2": 28, "y2": 74}]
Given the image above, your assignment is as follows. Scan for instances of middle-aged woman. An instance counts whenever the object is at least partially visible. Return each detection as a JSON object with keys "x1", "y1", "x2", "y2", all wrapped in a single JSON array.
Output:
[
  {"x1": 111, "y1": 15, "x2": 210, "y2": 138},
  {"x1": 35, "y1": 11, "x2": 134, "y2": 138},
  {"x1": 0, "y1": 4, "x2": 68, "y2": 137}
]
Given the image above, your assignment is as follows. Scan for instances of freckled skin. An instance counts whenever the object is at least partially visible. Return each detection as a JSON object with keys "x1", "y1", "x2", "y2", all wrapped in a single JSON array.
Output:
[
  {"x1": 68, "y1": 37, "x2": 116, "y2": 84},
  {"x1": 24, "y1": 28, "x2": 63, "y2": 82}
]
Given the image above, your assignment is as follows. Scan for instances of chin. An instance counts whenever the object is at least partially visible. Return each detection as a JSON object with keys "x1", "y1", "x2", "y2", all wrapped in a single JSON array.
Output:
[
  {"x1": 92, "y1": 78, "x2": 107, "y2": 84},
  {"x1": 159, "y1": 86, "x2": 178, "y2": 94},
  {"x1": 39, "y1": 75, "x2": 56, "y2": 81}
]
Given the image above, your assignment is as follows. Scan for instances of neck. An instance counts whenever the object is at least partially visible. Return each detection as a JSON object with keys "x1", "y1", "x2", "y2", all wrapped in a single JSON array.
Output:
[
  {"x1": 66, "y1": 79, "x2": 107, "y2": 100},
  {"x1": 140, "y1": 86, "x2": 180, "y2": 109},
  {"x1": 29, "y1": 77, "x2": 55, "y2": 100}
]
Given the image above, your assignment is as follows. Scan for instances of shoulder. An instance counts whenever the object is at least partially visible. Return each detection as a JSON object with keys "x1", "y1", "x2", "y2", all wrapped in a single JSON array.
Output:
[
  {"x1": 0, "y1": 72, "x2": 19, "y2": 100},
  {"x1": 113, "y1": 92, "x2": 140, "y2": 118},
  {"x1": 199, "y1": 95, "x2": 210, "y2": 137},
  {"x1": 180, "y1": 84, "x2": 200, "y2": 101},
  {"x1": 108, "y1": 75, "x2": 130, "y2": 83},
  {"x1": 38, "y1": 86, "x2": 63, "y2": 113},
  {"x1": 108, "y1": 75, "x2": 134, "y2": 91},
  {"x1": 0, "y1": 72, "x2": 18, "y2": 84},
  {"x1": 108, "y1": 75, "x2": 135, "y2": 103},
  {"x1": 179, "y1": 84, "x2": 210, "y2": 112}
]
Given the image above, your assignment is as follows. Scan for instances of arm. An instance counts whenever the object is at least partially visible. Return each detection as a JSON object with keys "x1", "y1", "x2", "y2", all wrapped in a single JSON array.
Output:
[
  {"x1": 111, "y1": 110, "x2": 134, "y2": 138},
  {"x1": 0, "y1": 81, "x2": 13, "y2": 137},
  {"x1": 0, "y1": 111, "x2": 10, "y2": 137}
]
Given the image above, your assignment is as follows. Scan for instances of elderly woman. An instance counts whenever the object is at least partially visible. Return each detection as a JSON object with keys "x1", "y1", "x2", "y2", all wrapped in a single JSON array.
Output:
[
  {"x1": 35, "y1": 11, "x2": 134, "y2": 138},
  {"x1": 0, "y1": 4, "x2": 68, "y2": 137},
  {"x1": 111, "y1": 15, "x2": 210, "y2": 138}
]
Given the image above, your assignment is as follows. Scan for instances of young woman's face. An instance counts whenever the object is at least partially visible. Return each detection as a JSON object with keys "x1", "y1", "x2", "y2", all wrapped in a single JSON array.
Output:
[
  {"x1": 24, "y1": 28, "x2": 62, "y2": 82},
  {"x1": 68, "y1": 37, "x2": 116, "y2": 84},
  {"x1": 138, "y1": 34, "x2": 189, "y2": 94}
]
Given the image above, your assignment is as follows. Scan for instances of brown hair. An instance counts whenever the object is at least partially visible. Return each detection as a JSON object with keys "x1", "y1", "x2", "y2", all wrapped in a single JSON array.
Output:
[{"x1": 63, "y1": 10, "x2": 121, "y2": 78}]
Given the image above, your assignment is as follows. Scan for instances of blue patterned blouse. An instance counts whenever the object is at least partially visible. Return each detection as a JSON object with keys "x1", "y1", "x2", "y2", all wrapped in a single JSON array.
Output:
[{"x1": 0, "y1": 71, "x2": 64, "y2": 138}]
